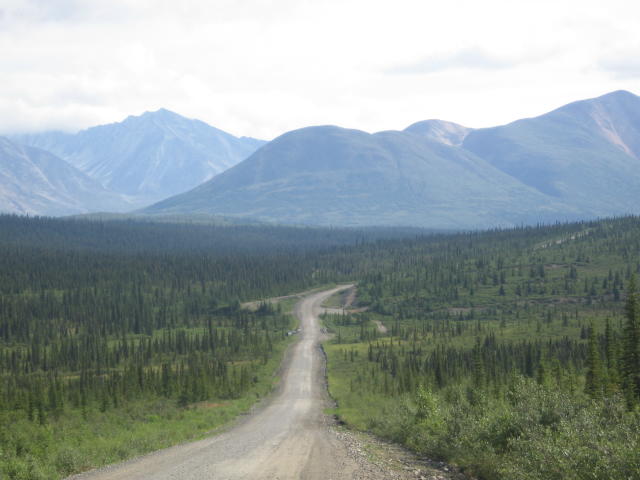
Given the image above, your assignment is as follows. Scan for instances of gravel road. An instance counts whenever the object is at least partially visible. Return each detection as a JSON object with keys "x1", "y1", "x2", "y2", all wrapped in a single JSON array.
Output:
[{"x1": 69, "y1": 285, "x2": 399, "y2": 480}]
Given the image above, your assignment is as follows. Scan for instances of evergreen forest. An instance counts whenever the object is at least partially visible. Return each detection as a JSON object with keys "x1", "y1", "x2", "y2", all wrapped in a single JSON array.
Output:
[
  {"x1": 323, "y1": 216, "x2": 640, "y2": 479},
  {"x1": 0, "y1": 214, "x2": 638, "y2": 479}
]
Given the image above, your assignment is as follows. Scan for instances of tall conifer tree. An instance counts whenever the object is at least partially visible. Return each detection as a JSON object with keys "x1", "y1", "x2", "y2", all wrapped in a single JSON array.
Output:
[{"x1": 622, "y1": 275, "x2": 640, "y2": 405}]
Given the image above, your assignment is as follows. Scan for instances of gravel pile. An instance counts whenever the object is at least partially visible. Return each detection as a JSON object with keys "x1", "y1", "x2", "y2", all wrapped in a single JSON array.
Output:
[{"x1": 330, "y1": 423, "x2": 469, "y2": 480}]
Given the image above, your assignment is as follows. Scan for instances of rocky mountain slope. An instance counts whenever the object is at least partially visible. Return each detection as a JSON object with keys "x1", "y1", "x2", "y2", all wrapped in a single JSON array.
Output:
[
  {"x1": 0, "y1": 137, "x2": 130, "y2": 216},
  {"x1": 462, "y1": 90, "x2": 640, "y2": 216},
  {"x1": 14, "y1": 109, "x2": 265, "y2": 205}
]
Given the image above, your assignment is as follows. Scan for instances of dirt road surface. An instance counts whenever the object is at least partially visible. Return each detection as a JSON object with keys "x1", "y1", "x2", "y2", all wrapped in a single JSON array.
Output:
[{"x1": 70, "y1": 285, "x2": 399, "y2": 480}]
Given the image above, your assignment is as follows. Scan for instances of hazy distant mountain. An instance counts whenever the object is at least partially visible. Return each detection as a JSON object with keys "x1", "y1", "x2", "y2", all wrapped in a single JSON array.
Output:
[
  {"x1": 15, "y1": 109, "x2": 265, "y2": 204},
  {"x1": 0, "y1": 137, "x2": 130, "y2": 216},
  {"x1": 143, "y1": 90, "x2": 640, "y2": 228},
  {"x1": 463, "y1": 90, "x2": 640, "y2": 216},
  {"x1": 143, "y1": 126, "x2": 575, "y2": 228},
  {"x1": 6, "y1": 91, "x2": 640, "y2": 227},
  {"x1": 404, "y1": 119, "x2": 472, "y2": 146}
]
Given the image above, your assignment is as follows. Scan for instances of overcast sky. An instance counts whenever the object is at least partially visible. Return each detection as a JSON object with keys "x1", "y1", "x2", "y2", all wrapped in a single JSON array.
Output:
[{"x1": 1, "y1": 0, "x2": 638, "y2": 139}]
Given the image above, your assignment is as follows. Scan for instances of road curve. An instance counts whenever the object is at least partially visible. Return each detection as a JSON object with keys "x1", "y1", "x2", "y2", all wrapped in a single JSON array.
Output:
[{"x1": 70, "y1": 285, "x2": 372, "y2": 480}]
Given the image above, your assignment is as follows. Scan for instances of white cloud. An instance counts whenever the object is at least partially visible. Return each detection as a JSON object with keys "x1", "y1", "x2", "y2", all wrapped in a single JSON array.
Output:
[
  {"x1": 0, "y1": 0, "x2": 638, "y2": 138},
  {"x1": 385, "y1": 49, "x2": 514, "y2": 75},
  {"x1": 598, "y1": 44, "x2": 640, "y2": 79}
]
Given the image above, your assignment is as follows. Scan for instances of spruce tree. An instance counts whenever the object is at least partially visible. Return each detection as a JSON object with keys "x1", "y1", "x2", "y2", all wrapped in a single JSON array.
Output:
[
  {"x1": 584, "y1": 325, "x2": 604, "y2": 400},
  {"x1": 604, "y1": 318, "x2": 620, "y2": 394},
  {"x1": 621, "y1": 275, "x2": 640, "y2": 405}
]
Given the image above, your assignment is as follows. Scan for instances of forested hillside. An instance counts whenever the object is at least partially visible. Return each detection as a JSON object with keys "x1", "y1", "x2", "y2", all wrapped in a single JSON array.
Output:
[
  {"x1": 322, "y1": 216, "x2": 640, "y2": 479},
  {"x1": 0, "y1": 215, "x2": 638, "y2": 479},
  {"x1": 0, "y1": 216, "x2": 371, "y2": 479}
]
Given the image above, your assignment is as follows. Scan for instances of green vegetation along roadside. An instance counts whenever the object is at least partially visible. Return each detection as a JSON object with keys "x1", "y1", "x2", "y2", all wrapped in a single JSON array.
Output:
[
  {"x1": 2, "y1": 214, "x2": 640, "y2": 479},
  {"x1": 0, "y1": 293, "x2": 299, "y2": 479},
  {"x1": 322, "y1": 217, "x2": 640, "y2": 480},
  {"x1": 0, "y1": 215, "x2": 359, "y2": 479},
  {"x1": 1, "y1": 333, "x2": 294, "y2": 479}
]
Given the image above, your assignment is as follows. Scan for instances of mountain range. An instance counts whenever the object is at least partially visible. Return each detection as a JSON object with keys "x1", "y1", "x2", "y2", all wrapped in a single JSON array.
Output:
[
  {"x1": 2, "y1": 90, "x2": 639, "y2": 228},
  {"x1": 144, "y1": 90, "x2": 640, "y2": 228},
  {"x1": 13, "y1": 109, "x2": 265, "y2": 206},
  {"x1": 144, "y1": 125, "x2": 577, "y2": 228}
]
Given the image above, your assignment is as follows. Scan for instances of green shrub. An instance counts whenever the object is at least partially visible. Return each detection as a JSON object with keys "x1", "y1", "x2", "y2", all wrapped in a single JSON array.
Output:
[{"x1": 342, "y1": 377, "x2": 640, "y2": 480}]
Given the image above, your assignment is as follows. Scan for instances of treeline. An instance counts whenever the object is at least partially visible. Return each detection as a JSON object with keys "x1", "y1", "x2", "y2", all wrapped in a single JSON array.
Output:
[{"x1": 0, "y1": 214, "x2": 423, "y2": 254}]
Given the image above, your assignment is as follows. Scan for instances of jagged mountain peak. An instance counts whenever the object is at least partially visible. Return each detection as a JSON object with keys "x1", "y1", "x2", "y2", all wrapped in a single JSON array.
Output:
[
  {"x1": 12, "y1": 112, "x2": 266, "y2": 203},
  {"x1": 134, "y1": 108, "x2": 195, "y2": 124},
  {"x1": 117, "y1": 109, "x2": 207, "y2": 135}
]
